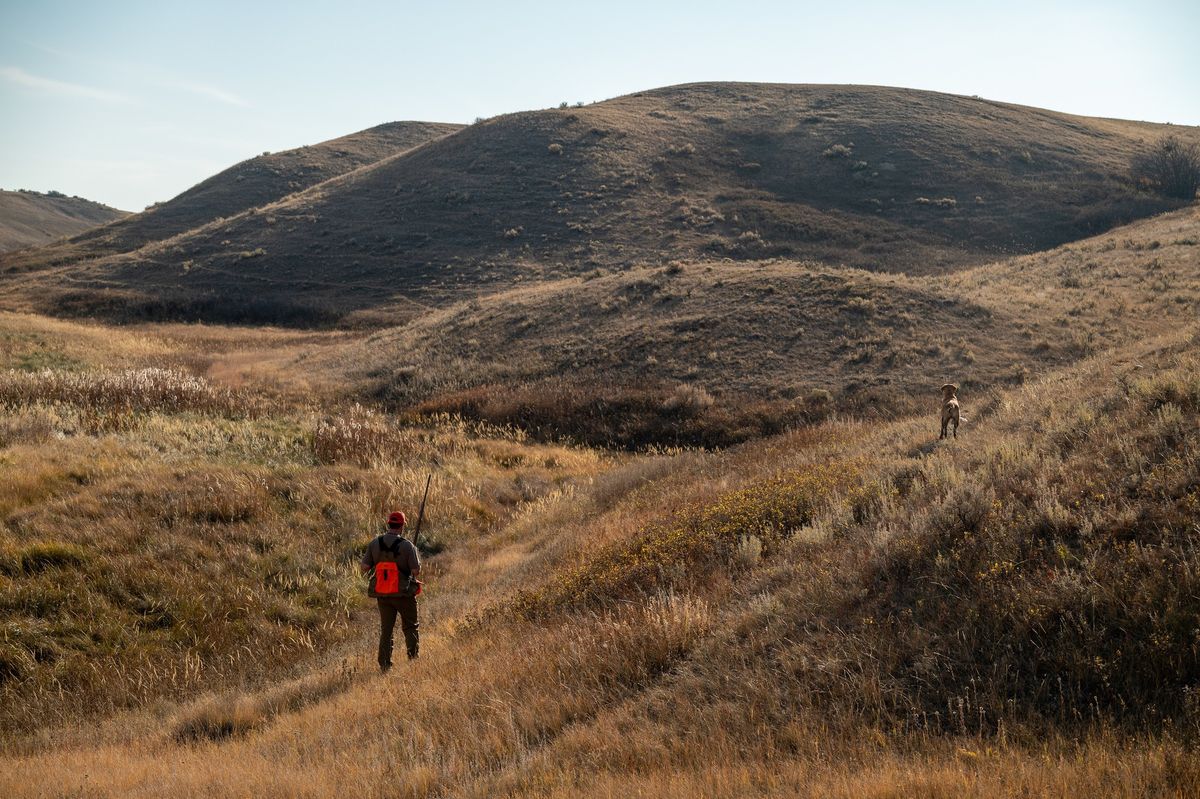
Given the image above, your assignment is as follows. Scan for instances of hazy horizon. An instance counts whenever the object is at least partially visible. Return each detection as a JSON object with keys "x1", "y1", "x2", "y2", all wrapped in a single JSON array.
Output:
[{"x1": 2, "y1": 0, "x2": 1198, "y2": 211}]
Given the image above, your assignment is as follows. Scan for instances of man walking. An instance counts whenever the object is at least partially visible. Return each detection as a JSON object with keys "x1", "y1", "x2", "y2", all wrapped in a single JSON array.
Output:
[{"x1": 361, "y1": 511, "x2": 421, "y2": 671}]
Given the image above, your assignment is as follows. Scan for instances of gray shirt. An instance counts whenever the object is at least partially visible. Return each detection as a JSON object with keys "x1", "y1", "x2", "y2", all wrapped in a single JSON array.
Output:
[{"x1": 361, "y1": 532, "x2": 421, "y2": 576}]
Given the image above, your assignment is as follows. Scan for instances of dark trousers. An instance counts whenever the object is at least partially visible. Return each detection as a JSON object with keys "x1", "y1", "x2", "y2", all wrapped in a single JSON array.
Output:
[{"x1": 377, "y1": 596, "x2": 418, "y2": 669}]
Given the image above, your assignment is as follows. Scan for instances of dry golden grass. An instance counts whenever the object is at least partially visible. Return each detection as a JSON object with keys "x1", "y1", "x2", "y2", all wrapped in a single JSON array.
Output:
[
  {"x1": 0, "y1": 309, "x2": 363, "y2": 414},
  {"x1": 489, "y1": 738, "x2": 1200, "y2": 799},
  {"x1": 2, "y1": 226, "x2": 1199, "y2": 797},
  {"x1": 0, "y1": 415, "x2": 609, "y2": 735},
  {"x1": 950, "y1": 205, "x2": 1200, "y2": 353},
  {"x1": 0, "y1": 312, "x2": 616, "y2": 738},
  {"x1": 0, "y1": 315, "x2": 1195, "y2": 796}
]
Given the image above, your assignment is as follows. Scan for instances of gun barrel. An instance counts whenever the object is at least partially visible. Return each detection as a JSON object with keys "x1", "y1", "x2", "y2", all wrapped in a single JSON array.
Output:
[{"x1": 412, "y1": 473, "x2": 432, "y2": 547}]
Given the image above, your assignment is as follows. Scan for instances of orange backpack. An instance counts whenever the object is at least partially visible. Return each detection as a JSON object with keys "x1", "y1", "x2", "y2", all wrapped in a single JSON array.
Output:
[
  {"x1": 369, "y1": 535, "x2": 422, "y2": 598},
  {"x1": 373, "y1": 561, "x2": 401, "y2": 595}
]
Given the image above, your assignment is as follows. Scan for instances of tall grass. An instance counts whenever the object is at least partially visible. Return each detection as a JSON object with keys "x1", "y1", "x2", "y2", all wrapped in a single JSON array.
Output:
[
  {"x1": 853, "y1": 351, "x2": 1200, "y2": 734},
  {"x1": 2, "y1": 314, "x2": 1199, "y2": 797},
  {"x1": 485, "y1": 459, "x2": 869, "y2": 622},
  {"x1": 0, "y1": 366, "x2": 607, "y2": 738},
  {"x1": 0, "y1": 367, "x2": 260, "y2": 437},
  {"x1": 312, "y1": 403, "x2": 423, "y2": 467}
]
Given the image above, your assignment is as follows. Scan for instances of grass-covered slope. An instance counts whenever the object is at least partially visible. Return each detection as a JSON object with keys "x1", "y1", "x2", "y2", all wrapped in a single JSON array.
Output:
[
  {"x1": 307, "y1": 205, "x2": 1200, "y2": 449},
  {"x1": 0, "y1": 189, "x2": 127, "y2": 253},
  {"x1": 0, "y1": 121, "x2": 460, "y2": 278},
  {"x1": 326, "y1": 259, "x2": 1035, "y2": 436},
  {"x1": 117, "y1": 121, "x2": 462, "y2": 248},
  {"x1": 0, "y1": 315, "x2": 608, "y2": 736},
  {"x1": 1, "y1": 315, "x2": 1196, "y2": 798},
  {"x1": 3, "y1": 83, "x2": 1193, "y2": 324}
]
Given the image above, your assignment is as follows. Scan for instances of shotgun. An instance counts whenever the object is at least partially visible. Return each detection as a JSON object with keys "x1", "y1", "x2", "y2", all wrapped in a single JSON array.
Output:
[{"x1": 411, "y1": 473, "x2": 432, "y2": 550}]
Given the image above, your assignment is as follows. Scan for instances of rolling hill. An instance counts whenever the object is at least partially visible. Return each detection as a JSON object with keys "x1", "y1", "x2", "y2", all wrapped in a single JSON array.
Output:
[
  {"x1": 325, "y1": 259, "x2": 1034, "y2": 410},
  {"x1": 0, "y1": 121, "x2": 461, "y2": 276},
  {"x1": 1, "y1": 83, "x2": 1194, "y2": 325},
  {"x1": 2, "y1": 82, "x2": 1200, "y2": 799},
  {"x1": 0, "y1": 190, "x2": 127, "y2": 253},
  {"x1": 300, "y1": 204, "x2": 1199, "y2": 446}
]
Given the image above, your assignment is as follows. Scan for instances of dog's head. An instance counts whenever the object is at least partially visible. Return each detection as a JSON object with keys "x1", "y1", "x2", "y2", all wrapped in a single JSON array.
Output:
[{"x1": 941, "y1": 383, "x2": 958, "y2": 401}]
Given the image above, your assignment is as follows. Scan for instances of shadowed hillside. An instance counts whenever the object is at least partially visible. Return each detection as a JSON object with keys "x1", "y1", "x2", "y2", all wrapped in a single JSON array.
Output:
[
  {"x1": 2, "y1": 83, "x2": 1194, "y2": 325},
  {"x1": 328, "y1": 260, "x2": 1035, "y2": 414},
  {"x1": 0, "y1": 121, "x2": 460, "y2": 275},
  {"x1": 300, "y1": 205, "x2": 1199, "y2": 447},
  {"x1": 0, "y1": 190, "x2": 127, "y2": 253}
]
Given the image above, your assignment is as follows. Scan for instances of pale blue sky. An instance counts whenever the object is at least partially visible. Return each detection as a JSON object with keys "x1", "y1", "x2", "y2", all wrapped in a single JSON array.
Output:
[{"x1": 2, "y1": 0, "x2": 1197, "y2": 211}]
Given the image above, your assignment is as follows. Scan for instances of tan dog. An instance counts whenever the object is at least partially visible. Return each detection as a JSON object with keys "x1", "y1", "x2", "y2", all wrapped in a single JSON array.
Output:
[{"x1": 940, "y1": 383, "x2": 960, "y2": 440}]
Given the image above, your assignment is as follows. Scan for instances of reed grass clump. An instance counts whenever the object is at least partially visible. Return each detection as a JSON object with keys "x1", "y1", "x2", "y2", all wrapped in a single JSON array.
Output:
[
  {"x1": 0, "y1": 368, "x2": 257, "y2": 419},
  {"x1": 313, "y1": 404, "x2": 419, "y2": 466}
]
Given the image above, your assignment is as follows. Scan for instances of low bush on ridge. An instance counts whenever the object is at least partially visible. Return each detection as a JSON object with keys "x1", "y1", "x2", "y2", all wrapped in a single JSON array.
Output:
[{"x1": 1132, "y1": 135, "x2": 1200, "y2": 200}]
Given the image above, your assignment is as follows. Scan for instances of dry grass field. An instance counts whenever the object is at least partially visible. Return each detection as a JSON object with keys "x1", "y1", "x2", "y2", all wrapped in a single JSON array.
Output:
[
  {"x1": 0, "y1": 312, "x2": 614, "y2": 737},
  {"x1": 1, "y1": 82, "x2": 1198, "y2": 797},
  {"x1": 0, "y1": 310, "x2": 1197, "y2": 797}
]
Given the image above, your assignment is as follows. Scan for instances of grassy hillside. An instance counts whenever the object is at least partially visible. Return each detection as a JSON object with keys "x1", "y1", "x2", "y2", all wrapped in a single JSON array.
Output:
[
  {"x1": 950, "y1": 201, "x2": 1200, "y2": 337},
  {"x1": 2, "y1": 83, "x2": 1194, "y2": 325},
  {"x1": 0, "y1": 308, "x2": 1196, "y2": 797},
  {"x1": 0, "y1": 121, "x2": 460, "y2": 280},
  {"x1": 1, "y1": 81, "x2": 1198, "y2": 797},
  {"x1": 0, "y1": 312, "x2": 610, "y2": 735},
  {"x1": 0, "y1": 189, "x2": 127, "y2": 253},
  {"x1": 327, "y1": 260, "x2": 1038, "y2": 440},
  {"x1": 295, "y1": 205, "x2": 1197, "y2": 449}
]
